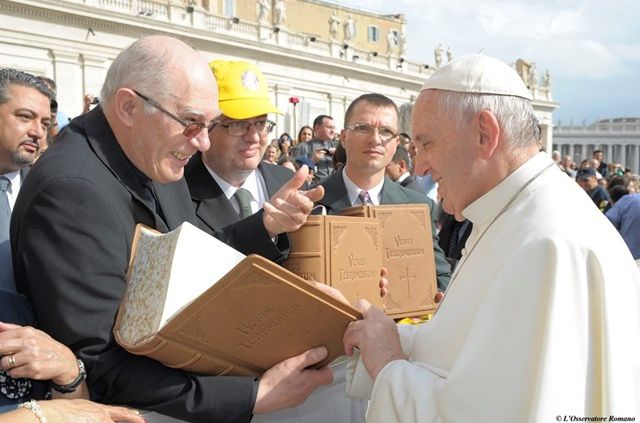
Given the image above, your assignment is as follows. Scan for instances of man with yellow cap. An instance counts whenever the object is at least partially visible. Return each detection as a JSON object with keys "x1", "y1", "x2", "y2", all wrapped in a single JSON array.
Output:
[{"x1": 185, "y1": 60, "x2": 322, "y2": 259}]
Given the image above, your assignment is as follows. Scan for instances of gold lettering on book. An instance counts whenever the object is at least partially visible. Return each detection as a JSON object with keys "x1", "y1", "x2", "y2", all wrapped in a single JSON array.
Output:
[
  {"x1": 236, "y1": 304, "x2": 303, "y2": 350},
  {"x1": 282, "y1": 262, "x2": 316, "y2": 281},
  {"x1": 384, "y1": 247, "x2": 425, "y2": 259},
  {"x1": 394, "y1": 236, "x2": 413, "y2": 247}
]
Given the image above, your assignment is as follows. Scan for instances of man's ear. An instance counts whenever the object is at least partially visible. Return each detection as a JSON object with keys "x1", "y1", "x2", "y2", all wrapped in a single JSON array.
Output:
[
  {"x1": 113, "y1": 88, "x2": 137, "y2": 129},
  {"x1": 399, "y1": 159, "x2": 409, "y2": 173},
  {"x1": 477, "y1": 109, "x2": 500, "y2": 159}
]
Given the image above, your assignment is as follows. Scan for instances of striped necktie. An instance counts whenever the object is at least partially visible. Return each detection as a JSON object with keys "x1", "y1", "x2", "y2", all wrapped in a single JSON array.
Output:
[{"x1": 357, "y1": 190, "x2": 373, "y2": 205}]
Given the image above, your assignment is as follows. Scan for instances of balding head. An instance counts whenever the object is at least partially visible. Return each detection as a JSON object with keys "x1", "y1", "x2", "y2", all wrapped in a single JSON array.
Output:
[{"x1": 101, "y1": 36, "x2": 217, "y2": 108}]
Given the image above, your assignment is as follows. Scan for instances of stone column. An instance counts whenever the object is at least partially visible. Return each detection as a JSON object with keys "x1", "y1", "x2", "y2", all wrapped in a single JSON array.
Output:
[
  {"x1": 81, "y1": 54, "x2": 108, "y2": 105},
  {"x1": 51, "y1": 50, "x2": 82, "y2": 117},
  {"x1": 602, "y1": 144, "x2": 611, "y2": 163},
  {"x1": 272, "y1": 83, "x2": 291, "y2": 135},
  {"x1": 540, "y1": 124, "x2": 553, "y2": 154},
  {"x1": 629, "y1": 145, "x2": 639, "y2": 174},
  {"x1": 568, "y1": 144, "x2": 574, "y2": 160}
]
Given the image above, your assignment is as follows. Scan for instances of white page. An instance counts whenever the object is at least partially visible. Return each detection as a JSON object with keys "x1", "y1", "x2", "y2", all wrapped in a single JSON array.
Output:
[{"x1": 160, "y1": 222, "x2": 245, "y2": 327}]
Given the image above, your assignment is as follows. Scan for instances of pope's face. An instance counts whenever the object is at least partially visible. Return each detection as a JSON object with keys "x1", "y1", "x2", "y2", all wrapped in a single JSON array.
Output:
[{"x1": 411, "y1": 91, "x2": 475, "y2": 220}]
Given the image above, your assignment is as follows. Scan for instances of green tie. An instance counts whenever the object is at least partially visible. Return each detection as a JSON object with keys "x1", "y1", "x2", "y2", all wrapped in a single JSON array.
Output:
[{"x1": 233, "y1": 188, "x2": 253, "y2": 219}]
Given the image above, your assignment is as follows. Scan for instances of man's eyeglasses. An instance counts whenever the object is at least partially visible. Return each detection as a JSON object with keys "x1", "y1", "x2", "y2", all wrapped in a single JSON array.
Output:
[
  {"x1": 132, "y1": 90, "x2": 217, "y2": 138},
  {"x1": 215, "y1": 119, "x2": 276, "y2": 137},
  {"x1": 345, "y1": 123, "x2": 399, "y2": 143}
]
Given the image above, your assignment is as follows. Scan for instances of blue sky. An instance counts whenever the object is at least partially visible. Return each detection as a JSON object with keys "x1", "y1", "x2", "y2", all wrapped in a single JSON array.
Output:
[{"x1": 332, "y1": 0, "x2": 640, "y2": 125}]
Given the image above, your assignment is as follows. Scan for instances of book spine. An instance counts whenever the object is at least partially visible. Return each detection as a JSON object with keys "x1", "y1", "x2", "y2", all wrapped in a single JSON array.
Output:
[
  {"x1": 282, "y1": 220, "x2": 326, "y2": 283},
  {"x1": 124, "y1": 334, "x2": 260, "y2": 376}
]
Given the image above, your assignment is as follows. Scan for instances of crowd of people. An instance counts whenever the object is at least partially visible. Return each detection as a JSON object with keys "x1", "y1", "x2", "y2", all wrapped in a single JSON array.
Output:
[{"x1": 1, "y1": 35, "x2": 639, "y2": 423}]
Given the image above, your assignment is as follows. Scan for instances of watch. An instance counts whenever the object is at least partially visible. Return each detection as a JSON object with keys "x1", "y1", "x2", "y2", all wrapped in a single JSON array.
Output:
[{"x1": 50, "y1": 358, "x2": 86, "y2": 393}]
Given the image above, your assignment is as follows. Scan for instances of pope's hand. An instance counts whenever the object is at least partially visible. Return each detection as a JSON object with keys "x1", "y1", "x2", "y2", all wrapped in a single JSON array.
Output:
[{"x1": 343, "y1": 301, "x2": 404, "y2": 380}]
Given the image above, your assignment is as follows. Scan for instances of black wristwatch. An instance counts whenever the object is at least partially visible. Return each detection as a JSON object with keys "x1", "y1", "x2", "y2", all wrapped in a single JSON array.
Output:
[{"x1": 50, "y1": 358, "x2": 86, "y2": 393}]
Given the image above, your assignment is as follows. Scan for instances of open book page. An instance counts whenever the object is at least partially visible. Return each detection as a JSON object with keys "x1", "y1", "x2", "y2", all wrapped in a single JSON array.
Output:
[
  {"x1": 119, "y1": 222, "x2": 245, "y2": 346},
  {"x1": 161, "y1": 223, "x2": 245, "y2": 327}
]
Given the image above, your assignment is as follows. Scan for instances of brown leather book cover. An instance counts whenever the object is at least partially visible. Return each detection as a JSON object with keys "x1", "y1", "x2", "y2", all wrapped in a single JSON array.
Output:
[
  {"x1": 282, "y1": 215, "x2": 384, "y2": 308},
  {"x1": 341, "y1": 204, "x2": 438, "y2": 318},
  {"x1": 114, "y1": 223, "x2": 361, "y2": 376}
]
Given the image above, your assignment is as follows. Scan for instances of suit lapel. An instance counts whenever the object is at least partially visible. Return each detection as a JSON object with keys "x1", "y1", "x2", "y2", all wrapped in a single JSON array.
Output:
[
  {"x1": 185, "y1": 155, "x2": 240, "y2": 232},
  {"x1": 318, "y1": 170, "x2": 352, "y2": 214},
  {"x1": 380, "y1": 177, "x2": 407, "y2": 204},
  {"x1": 259, "y1": 162, "x2": 283, "y2": 198},
  {"x1": 152, "y1": 181, "x2": 195, "y2": 231}
]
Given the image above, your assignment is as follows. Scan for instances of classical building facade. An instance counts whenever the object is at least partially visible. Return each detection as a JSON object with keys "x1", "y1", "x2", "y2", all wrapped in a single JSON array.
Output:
[
  {"x1": 554, "y1": 118, "x2": 640, "y2": 173},
  {"x1": 1, "y1": 0, "x2": 556, "y2": 148}
]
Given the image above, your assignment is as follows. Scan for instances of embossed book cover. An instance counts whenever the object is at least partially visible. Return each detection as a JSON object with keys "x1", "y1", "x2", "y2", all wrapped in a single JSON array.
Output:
[
  {"x1": 114, "y1": 222, "x2": 361, "y2": 376},
  {"x1": 341, "y1": 204, "x2": 438, "y2": 318},
  {"x1": 282, "y1": 215, "x2": 384, "y2": 308}
]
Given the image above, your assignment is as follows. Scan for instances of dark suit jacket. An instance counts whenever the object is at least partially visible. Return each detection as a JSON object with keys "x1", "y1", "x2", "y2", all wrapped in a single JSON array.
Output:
[
  {"x1": 11, "y1": 108, "x2": 260, "y2": 422},
  {"x1": 185, "y1": 154, "x2": 294, "y2": 258},
  {"x1": 315, "y1": 170, "x2": 451, "y2": 291},
  {"x1": 399, "y1": 174, "x2": 425, "y2": 194}
]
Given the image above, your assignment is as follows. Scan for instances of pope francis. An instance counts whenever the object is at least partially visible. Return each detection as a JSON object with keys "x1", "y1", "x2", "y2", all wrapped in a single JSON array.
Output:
[{"x1": 342, "y1": 55, "x2": 640, "y2": 422}]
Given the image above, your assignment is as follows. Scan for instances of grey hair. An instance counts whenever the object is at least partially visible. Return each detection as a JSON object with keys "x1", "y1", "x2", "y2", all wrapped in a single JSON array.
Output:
[
  {"x1": 432, "y1": 90, "x2": 540, "y2": 148},
  {"x1": 0, "y1": 68, "x2": 53, "y2": 105},
  {"x1": 100, "y1": 37, "x2": 173, "y2": 109}
]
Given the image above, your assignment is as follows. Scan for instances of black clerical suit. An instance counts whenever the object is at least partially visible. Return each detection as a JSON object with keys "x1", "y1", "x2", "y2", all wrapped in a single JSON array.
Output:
[
  {"x1": 314, "y1": 169, "x2": 451, "y2": 291},
  {"x1": 10, "y1": 107, "x2": 284, "y2": 422},
  {"x1": 185, "y1": 154, "x2": 294, "y2": 240},
  {"x1": 399, "y1": 174, "x2": 425, "y2": 194}
]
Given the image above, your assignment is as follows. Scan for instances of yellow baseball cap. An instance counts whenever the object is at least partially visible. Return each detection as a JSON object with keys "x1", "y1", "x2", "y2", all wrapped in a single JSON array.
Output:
[{"x1": 209, "y1": 60, "x2": 282, "y2": 119}]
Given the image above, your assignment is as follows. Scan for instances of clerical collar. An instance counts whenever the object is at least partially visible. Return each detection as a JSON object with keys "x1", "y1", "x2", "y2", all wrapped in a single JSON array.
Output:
[
  {"x1": 397, "y1": 172, "x2": 411, "y2": 184},
  {"x1": 463, "y1": 152, "x2": 553, "y2": 227},
  {"x1": 341, "y1": 169, "x2": 384, "y2": 206}
]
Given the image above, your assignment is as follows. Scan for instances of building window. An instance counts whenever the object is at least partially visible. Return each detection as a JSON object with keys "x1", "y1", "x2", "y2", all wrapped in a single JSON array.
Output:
[
  {"x1": 368, "y1": 26, "x2": 379, "y2": 42},
  {"x1": 224, "y1": 0, "x2": 235, "y2": 17}
]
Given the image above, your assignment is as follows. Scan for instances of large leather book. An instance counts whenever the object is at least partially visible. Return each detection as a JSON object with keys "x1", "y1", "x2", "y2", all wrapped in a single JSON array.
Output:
[
  {"x1": 341, "y1": 204, "x2": 438, "y2": 318},
  {"x1": 282, "y1": 215, "x2": 384, "y2": 308},
  {"x1": 113, "y1": 222, "x2": 361, "y2": 377}
]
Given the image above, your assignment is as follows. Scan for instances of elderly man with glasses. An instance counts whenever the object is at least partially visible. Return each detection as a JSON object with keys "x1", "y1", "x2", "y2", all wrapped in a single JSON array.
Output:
[
  {"x1": 11, "y1": 36, "x2": 332, "y2": 423},
  {"x1": 185, "y1": 60, "x2": 322, "y2": 253}
]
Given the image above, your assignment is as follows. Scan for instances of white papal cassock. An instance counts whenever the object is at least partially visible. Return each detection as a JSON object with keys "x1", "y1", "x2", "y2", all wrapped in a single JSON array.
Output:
[{"x1": 347, "y1": 152, "x2": 640, "y2": 422}]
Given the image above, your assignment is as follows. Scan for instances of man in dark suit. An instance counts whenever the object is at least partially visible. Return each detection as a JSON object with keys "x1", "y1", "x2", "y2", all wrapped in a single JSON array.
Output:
[
  {"x1": 385, "y1": 143, "x2": 426, "y2": 194},
  {"x1": 315, "y1": 93, "x2": 450, "y2": 292},
  {"x1": 185, "y1": 61, "x2": 318, "y2": 246},
  {"x1": 0, "y1": 68, "x2": 52, "y2": 292},
  {"x1": 11, "y1": 36, "x2": 331, "y2": 423}
]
